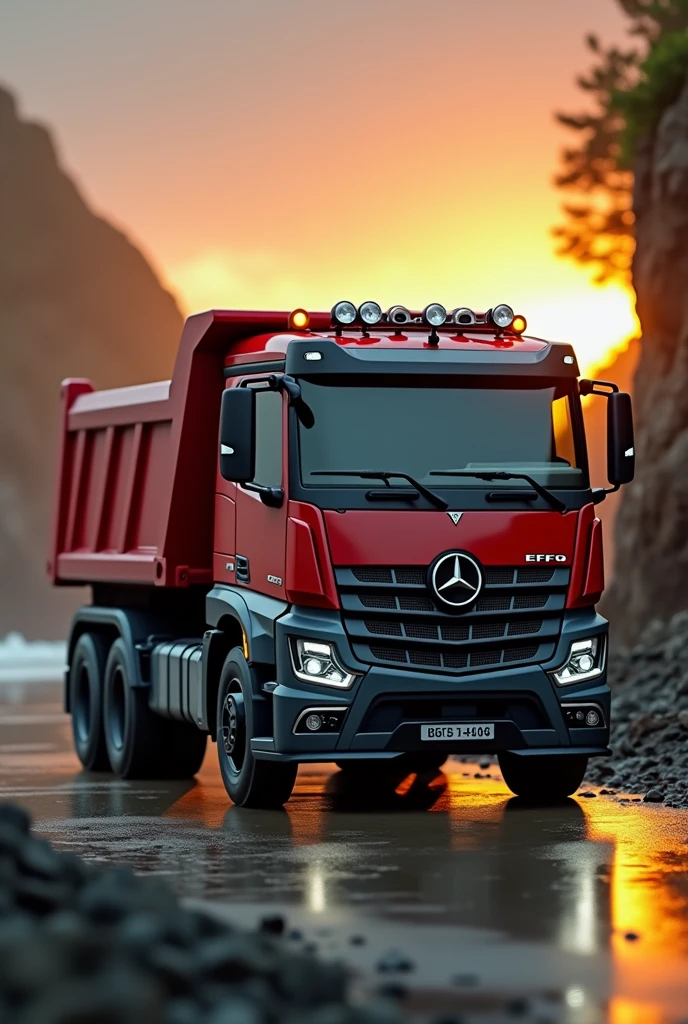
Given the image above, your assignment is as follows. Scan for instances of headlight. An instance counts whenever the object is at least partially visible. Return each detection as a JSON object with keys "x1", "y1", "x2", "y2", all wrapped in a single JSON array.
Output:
[
  {"x1": 552, "y1": 637, "x2": 606, "y2": 686},
  {"x1": 290, "y1": 639, "x2": 358, "y2": 688}
]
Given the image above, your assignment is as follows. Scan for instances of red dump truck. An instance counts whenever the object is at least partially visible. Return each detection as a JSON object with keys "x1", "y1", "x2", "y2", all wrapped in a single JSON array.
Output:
[{"x1": 50, "y1": 302, "x2": 634, "y2": 806}]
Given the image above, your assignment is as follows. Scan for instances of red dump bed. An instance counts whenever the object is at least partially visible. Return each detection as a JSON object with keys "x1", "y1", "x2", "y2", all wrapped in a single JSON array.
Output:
[{"x1": 49, "y1": 309, "x2": 316, "y2": 589}]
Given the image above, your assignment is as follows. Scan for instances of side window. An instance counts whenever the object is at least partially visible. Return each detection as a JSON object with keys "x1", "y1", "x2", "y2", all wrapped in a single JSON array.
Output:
[{"x1": 253, "y1": 390, "x2": 283, "y2": 487}]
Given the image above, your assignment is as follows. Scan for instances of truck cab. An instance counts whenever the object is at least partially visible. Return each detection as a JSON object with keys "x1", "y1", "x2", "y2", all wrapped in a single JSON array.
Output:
[{"x1": 51, "y1": 302, "x2": 634, "y2": 807}]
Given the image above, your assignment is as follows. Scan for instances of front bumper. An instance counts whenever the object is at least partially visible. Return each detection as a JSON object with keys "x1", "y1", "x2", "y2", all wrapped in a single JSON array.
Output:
[{"x1": 251, "y1": 606, "x2": 611, "y2": 762}]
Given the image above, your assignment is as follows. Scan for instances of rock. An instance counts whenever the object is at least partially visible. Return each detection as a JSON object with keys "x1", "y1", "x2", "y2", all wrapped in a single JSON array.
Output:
[
  {"x1": 0, "y1": 86, "x2": 183, "y2": 639},
  {"x1": 677, "y1": 710, "x2": 688, "y2": 729},
  {"x1": 644, "y1": 789, "x2": 665, "y2": 803},
  {"x1": 258, "y1": 915, "x2": 285, "y2": 936},
  {"x1": 0, "y1": 800, "x2": 399, "y2": 1023},
  {"x1": 579, "y1": 791, "x2": 597, "y2": 798},
  {"x1": 602, "y1": 79, "x2": 688, "y2": 639}
]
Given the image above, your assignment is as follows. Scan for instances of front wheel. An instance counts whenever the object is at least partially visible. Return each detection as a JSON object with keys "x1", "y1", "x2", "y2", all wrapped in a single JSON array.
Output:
[
  {"x1": 216, "y1": 649, "x2": 297, "y2": 808},
  {"x1": 498, "y1": 752, "x2": 588, "y2": 802}
]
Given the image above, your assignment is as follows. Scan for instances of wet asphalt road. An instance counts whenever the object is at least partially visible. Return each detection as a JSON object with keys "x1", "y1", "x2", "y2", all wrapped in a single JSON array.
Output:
[{"x1": 1, "y1": 680, "x2": 687, "y2": 1023}]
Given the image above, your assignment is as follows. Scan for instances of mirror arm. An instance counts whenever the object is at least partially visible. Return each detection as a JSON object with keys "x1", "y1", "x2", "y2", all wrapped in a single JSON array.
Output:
[
  {"x1": 243, "y1": 483, "x2": 284, "y2": 508},
  {"x1": 579, "y1": 378, "x2": 619, "y2": 396}
]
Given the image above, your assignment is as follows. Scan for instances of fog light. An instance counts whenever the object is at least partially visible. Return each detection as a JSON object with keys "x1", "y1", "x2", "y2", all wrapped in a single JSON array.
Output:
[
  {"x1": 552, "y1": 637, "x2": 606, "y2": 686},
  {"x1": 586, "y1": 709, "x2": 601, "y2": 727},
  {"x1": 290, "y1": 638, "x2": 358, "y2": 688},
  {"x1": 305, "y1": 714, "x2": 323, "y2": 732}
]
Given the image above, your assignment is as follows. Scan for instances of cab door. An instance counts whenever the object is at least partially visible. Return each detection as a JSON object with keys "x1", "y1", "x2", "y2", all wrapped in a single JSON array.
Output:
[{"x1": 234, "y1": 386, "x2": 288, "y2": 601}]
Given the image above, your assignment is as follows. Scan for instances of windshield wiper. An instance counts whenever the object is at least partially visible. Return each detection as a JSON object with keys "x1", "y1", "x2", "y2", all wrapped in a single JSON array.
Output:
[
  {"x1": 311, "y1": 471, "x2": 449, "y2": 511},
  {"x1": 428, "y1": 470, "x2": 566, "y2": 514}
]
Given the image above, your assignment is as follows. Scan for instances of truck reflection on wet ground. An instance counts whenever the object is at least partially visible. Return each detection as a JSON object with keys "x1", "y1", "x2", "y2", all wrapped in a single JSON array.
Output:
[{"x1": 2, "y1": 682, "x2": 688, "y2": 1021}]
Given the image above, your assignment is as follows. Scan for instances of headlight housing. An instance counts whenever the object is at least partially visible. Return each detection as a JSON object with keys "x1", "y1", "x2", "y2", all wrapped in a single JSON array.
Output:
[
  {"x1": 551, "y1": 637, "x2": 606, "y2": 686},
  {"x1": 290, "y1": 639, "x2": 358, "y2": 688}
]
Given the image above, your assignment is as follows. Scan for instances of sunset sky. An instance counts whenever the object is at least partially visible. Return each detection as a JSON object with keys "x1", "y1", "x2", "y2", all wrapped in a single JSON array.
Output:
[{"x1": 1, "y1": 0, "x2": 639, "y2": 373}]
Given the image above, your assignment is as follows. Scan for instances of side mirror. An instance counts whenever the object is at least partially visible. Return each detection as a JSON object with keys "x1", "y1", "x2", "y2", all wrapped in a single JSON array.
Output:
[
  {"x1": 607, "y1": 391, "x2": 635, "y2": 487},
  {"x1": 219, "y1": 388, "x2": 255, "y2": 482}
]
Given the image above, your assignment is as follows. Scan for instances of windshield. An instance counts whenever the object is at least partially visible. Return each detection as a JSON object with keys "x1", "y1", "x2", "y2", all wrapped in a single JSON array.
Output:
[{"x1": 297, "y1": 380, "x2": 586, "y2": 489}]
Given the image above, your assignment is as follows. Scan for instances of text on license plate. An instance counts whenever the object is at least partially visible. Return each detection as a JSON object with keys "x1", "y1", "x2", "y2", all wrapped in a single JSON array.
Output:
[{"x1": 421, "y1": 723, "x2": 495, "y2": 741}]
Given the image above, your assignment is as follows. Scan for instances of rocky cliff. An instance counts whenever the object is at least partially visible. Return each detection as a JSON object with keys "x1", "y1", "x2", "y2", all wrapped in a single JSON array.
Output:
[
  {"x1": 0, "y1": 86, "x2": 183, "y2": 639},
  {"x1": 603, "y1": 78, "x2": 688, "y2": 643}
]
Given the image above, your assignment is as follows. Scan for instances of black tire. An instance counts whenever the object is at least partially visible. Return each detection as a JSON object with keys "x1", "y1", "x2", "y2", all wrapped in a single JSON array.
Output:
[
  {"x1": 103, "y1": 638, "x2": 207, "y2": 780},
  {"x1": 217, "y1": 649, "x2": 297, "y2": 808},
  {"x1": 336, "y1": 753, "x2": 447, "y2": 778},
  {"x1": 498, "y1": 752, "x2": 588, "y2": 802},
  {"x1": 69, "y1": 632, "x2": 111, "y2": 772}
]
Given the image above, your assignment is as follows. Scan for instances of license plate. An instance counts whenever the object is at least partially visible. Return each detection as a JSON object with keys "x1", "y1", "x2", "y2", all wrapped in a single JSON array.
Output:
[{"x1": 421, "y1": 723, "x2": 495, "y2": 741}]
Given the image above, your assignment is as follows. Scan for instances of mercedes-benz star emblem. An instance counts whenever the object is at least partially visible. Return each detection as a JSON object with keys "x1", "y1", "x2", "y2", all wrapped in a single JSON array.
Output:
[{"x1": 428, "y1": 551, "x2": 483, "y2": 610}]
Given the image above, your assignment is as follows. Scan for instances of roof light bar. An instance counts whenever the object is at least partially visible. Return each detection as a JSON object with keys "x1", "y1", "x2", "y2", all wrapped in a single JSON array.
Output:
[
  {"x1": 331, "y1": 300, "x2": 357, "y2": 326},
  {"x1": 423, "y1": 303, "x2": 447, "y2": 327},
  {"x1": 387, "y1": 305, "x2": 412, "y2": 325},
  {"x1": 452, "y1": 307, "x2": 476, "y2": 326},
  {"x1": 490, "y1": 304, "x2": 515, "y2": 329},
  {"x1": 359, "y1": 301, "x2": 383, "y2": 325},
  {"x1": 289, "y1": 308, "x2": 310, "y2": 330},
  {"x1": 512, "y1": 314, "x2": 527, "y2": 334}
]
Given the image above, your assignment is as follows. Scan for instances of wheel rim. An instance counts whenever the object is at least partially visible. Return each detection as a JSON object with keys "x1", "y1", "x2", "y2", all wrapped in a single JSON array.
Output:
[
  {"x1": 73, "y1": 663, "x2": 91, "y2": 744},
  {"x1": 221, "y1": 690, "x2": 245, "y2": 775},
  {"x1": 109, "y1": 666, "x2": 126, "y2": 752}
]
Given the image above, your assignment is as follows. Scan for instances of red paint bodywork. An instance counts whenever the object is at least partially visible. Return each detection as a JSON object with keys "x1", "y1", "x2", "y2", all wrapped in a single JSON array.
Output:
[{"x1": 50, "y1": 309, "x2": 602, "y2": 611}]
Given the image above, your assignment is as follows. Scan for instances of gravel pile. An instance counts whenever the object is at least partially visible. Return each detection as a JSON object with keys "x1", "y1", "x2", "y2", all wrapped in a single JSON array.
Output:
[
  {"x1": 0, "y1": 803, "x2": 404, "y2": 1024},
  {"x1": 585, "y1": 612, "x2": 688, "y2": 808}
]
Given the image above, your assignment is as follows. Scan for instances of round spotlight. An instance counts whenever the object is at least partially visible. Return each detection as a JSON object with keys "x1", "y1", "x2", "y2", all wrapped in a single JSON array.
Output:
[
  {"x1": 512, "y1": 314, "x2": 527, "y2": 334},
  {"x1": 423, "y1": 303, "x2": 447, "y2": 327},
  {"x1": 491, "y1": 304, "x2": 515, "y2": 329},
  {"x1": 359, "y1": 301, "x2": 383, "y2": 326},
  {"x1": 586, "y1": 709, "x2": 601, "y2": 727},
  {"x1": 305, "y1": 714, "x2": 323, "y2": 732},
  {"x1": 332, "y1": 300, "x2": 357, "y2": 326},
  {"x1": 452, "y1": 307, "x2": 477, "y2": 326},
  {"x1": 289, "y1": 308, "x2": 310, "y2": 330},
  {"x1": 386, "y1": 305, "x2": 412, "y2": 326}
]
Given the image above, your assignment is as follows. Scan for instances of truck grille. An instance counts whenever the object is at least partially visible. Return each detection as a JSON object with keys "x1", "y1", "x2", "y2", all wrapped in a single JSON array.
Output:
[{"x1": 336, "y1": 565, "x2": 569, "y2": 674}]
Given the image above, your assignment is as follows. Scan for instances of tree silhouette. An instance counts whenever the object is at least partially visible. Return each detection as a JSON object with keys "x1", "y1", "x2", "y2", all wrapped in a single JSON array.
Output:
[{"x1": 553, "y1": 1, "x2": 688, "y2": 284}]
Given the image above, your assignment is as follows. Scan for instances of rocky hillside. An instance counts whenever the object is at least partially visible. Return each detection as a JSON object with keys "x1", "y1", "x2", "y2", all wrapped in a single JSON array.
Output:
[
  {"x1": 0, "y1": 86, "x2": 183, "y2": 640},
  {"x1": 603, "y1": 79, "x2": 688, "y2": 644}
]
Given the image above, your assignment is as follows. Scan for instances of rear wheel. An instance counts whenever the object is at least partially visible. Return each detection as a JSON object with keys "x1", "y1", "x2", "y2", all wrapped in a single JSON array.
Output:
[
  {"x1": 103, "y1": 638, "x2": 207, "y2": 780},
  {"x1": 498, "y1": 752, "x2": 588, "y2": 802},
  {"x1": 217, "y1": 649, "x2": 297, "y2": 808},
  {"x1": 69, "y1": 632, "x2": 110, "y2": 771}
]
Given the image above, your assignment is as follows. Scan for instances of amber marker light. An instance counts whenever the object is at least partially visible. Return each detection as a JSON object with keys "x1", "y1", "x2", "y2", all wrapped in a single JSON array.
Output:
[
  {"x1": 512, "y1": 315, "x2": 527, "y2": 334},
  {"x1": 289, "y1": 308, "x2": 310, "y2": 330}
]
